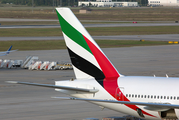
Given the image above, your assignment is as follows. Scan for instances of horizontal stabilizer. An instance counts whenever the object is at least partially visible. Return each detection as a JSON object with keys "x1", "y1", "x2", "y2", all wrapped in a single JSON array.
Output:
[
  {"x1": 52, "y1": 97, "x2": 179, "y2": 110},
  {"x1": 6, "y1": 81, "x2": 99, "y2": 93},
  {"x1": 9, "y1": 49, "x2": 18, "y2": 52},
  {"x1": 0, "y1": 50, "x2": 18, "y2": 54}
]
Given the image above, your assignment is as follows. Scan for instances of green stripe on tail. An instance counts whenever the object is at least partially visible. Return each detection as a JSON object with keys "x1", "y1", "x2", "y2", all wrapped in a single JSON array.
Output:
[{"x1": 56, "y1": 9, "x2": 92, "y2": 55}]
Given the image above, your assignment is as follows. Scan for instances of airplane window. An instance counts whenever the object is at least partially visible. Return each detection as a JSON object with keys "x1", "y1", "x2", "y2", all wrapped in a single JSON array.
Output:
[
  {"x1": 148, "y1": 95, "x2": 150, "y2": 98},
  {"x1": 144, "y1": 95, "x2": 146, "y2": 98},
  {"x1": 171, "y1": 96, "x2": 172, "y2": 99},
  {"x1": 154, "y1": 96, "x2": 156, "y2": 99},
  {"x1": 161, "y1": 96, "x2": 163, "y2": 99},
  {"x1": 174, "y1": 97, "x2": 176, "y2": 100},
  {"x1": 129, "y1": 94, "x2": 131, "y2": 97},
  {"x1": 126, "y1": 94, "x2": 128, "y2": 97},
  {"x1": 151, "y1": 95, "x2": 153, "y2": 99},
  {"x1": 141, "y1": 95, "x2": 143, "y2": 98},
  {"x1": 138, "y1": 95, "x2": 140, "y2": 98},
  {"x1": 132, "y1": 94, "x2": 134, "y2": 97},
  {"x1": 164, "y1": 96, "x2": 166, "y2": 99},
  {"x1": 177, "y1": 97, "x2": 179, "y2": 100},
  {"x1": 167, "y1": 96, "x2": 169, "y2": 99},
  {"x1": 157, "y1": 96, "x2": 159, "y2": 99},
  {"x1": 135, "y1": 95, "x2": 137, "y2": 98}
]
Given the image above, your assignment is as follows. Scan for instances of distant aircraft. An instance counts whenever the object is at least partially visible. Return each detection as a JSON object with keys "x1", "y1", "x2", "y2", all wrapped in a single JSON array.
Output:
[
  {"x1": 0, "y1": 46, "x2": 17, "y2": 56},
  {"x1": 7, "y1": 8, "x2": 179, "y2": 120}
]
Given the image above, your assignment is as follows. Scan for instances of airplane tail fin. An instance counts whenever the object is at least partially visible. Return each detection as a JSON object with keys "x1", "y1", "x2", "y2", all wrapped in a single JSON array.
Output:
[
  {"x1": 56, "y1": 8, "x2": 121, "y2": 80},
  {"x1": 7, "y1": 45, "x2": 12, "y2": 54}
]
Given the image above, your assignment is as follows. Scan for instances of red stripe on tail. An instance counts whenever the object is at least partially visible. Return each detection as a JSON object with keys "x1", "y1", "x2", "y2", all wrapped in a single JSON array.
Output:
[{"x1": 83, "y1": 35, "x2": 120, "y2": 79}]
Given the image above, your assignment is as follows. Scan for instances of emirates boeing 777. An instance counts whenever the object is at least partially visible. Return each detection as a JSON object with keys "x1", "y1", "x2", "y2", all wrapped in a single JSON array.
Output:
[{"x1": 7, "y1": 8, "x2": 179, "y2": 119}]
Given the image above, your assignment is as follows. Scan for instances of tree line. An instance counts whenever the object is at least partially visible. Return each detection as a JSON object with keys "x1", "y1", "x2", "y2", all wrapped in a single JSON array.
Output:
[{"x1": 0, "y1": 0, "x2": 148, "y2": 6}]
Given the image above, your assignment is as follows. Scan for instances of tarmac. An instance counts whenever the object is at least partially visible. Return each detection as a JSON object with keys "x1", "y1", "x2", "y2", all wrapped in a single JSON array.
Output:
[
  {"x1": 1, "y1": 34, "x2": 179, "y2": 41},
  {"x1": 0, "y1": 23, "x2": 179, "y2": 29},
  {"x1": 1, "y1": 44, "x2": 179, "y2": 120}
]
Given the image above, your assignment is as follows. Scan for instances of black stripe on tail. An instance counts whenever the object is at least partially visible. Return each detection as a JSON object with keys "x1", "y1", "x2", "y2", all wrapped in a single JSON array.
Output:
[{"x1": 67, "y1": 47, "x2": 105, "y2": 80}]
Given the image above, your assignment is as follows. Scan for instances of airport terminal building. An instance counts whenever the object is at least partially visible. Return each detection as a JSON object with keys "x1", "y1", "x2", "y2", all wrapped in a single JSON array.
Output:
[
  {"x1": 78, "y1": 0, "x2": 138, "y2": 7},
  {"x1": 79, "y1": 0, "x2": 179, "y2": 7},
  {"x1": 148, "y1": 0, "x2": 179, "y2": 6}
]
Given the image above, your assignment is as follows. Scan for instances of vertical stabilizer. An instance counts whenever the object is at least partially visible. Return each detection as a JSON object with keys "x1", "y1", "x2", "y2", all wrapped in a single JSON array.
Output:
[
  {"x1": 56, "y1": 8, "x2": 121, "y2": 80},
  {"x1": 8, "y1": 46, "x2": 12, "y2": 51},
  {"x1": 7, "y1": 45, "x2": 12, "y2": 54}
]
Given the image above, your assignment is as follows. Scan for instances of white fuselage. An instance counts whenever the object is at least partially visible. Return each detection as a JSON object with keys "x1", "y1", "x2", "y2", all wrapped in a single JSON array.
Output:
[{"x1": 55, "y1": 76, "x2": 179, "y2": 119}]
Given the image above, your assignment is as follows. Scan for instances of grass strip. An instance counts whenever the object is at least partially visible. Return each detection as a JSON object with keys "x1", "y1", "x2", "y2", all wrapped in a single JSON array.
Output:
[
  {"x1": 0, "y1": 28, "x2": 63, "y2": 37},
  {"x1": 0, "y1": 26, "x2": 179, "y2": 37},
  {"x1": 0, "y1": 40, "x2": 169, "y2": 51},
  {"x1": 87, "y1": 26, "x2": 179, "y2": 36},
  {"x1": 0, "y1": 7, "x2": 179, "y2": 21}
]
